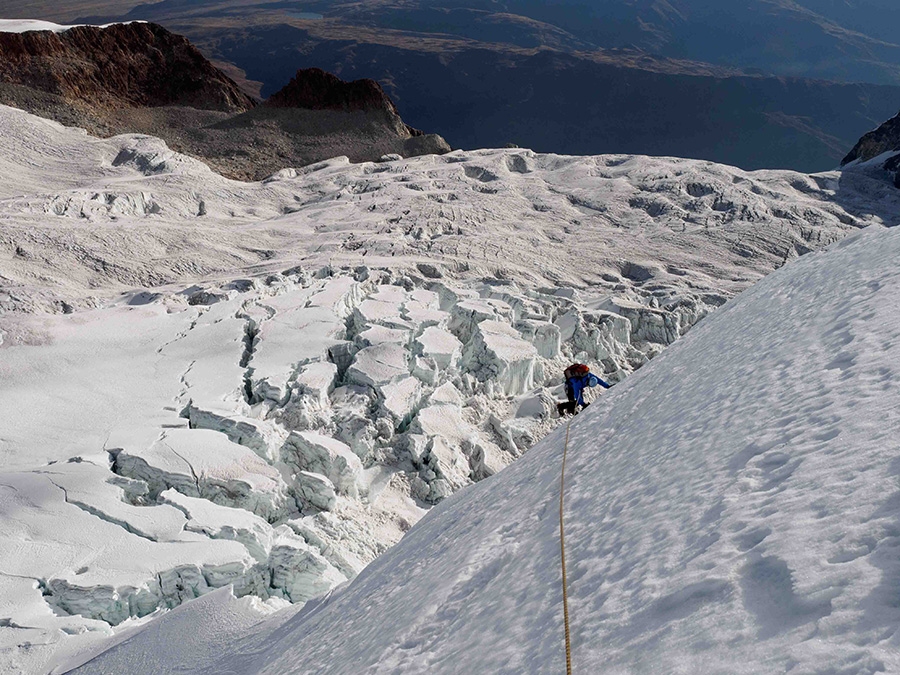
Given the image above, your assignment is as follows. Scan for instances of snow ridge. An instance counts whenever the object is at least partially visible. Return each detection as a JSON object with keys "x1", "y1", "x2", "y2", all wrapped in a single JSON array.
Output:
[{"x1": 0, "y1": 20, "x2": 143, "y2": 34}]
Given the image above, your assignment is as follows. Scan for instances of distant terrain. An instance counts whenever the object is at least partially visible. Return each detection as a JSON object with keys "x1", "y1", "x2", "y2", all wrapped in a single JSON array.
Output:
[
  {"x1": 0, "y1": 21, "x2": 449, "y2": 180},
  {"x1": 1, "y1": 6, "x2": 900, "y2": 671},
  {"x1": 2, "y1": 0, "x2": 899, "y2": 172},
  {"x1": 202, "y1": 29, "x2": 900, "y2": 172}
]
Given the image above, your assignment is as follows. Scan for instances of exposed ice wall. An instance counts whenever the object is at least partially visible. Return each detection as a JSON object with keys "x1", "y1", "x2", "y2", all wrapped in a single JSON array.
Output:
[{"x1": 71, "y1": 216, "x2": 900, "y2": 675}]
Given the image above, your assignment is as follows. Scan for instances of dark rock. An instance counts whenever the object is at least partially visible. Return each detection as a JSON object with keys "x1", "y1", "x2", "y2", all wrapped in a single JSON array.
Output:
[
  {"x1": 188, "y1": 289, "x2": 229, "y2": 305},
  {"x1": 266, "y1": 68, "x2": 397, "y2": 115},
  {"x1": 841, "y1": 114, "x2": 900, "y2": 166},
  {"x1": 0, "y1": 23, "x2": 255, "y2": 112},
  {"x1": 842, "y1": 110, "x2": 900, "y2": 187},
  {"x1": 0, "y1": 24, "x2": 448, "y2": 180},
  {"x1": 842, "y1": 111, "x2": 900, "y2": 165}
]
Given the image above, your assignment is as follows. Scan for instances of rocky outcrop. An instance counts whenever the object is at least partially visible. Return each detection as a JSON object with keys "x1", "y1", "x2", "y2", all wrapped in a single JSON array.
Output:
[
  {"x1": 0, "y1": 22, "x2": 255, "y2": 112},
  {"x1": 267, "y1": 68, "x2": 399, "y2": 115},
  {"x1": 0, "y1": 25, "x2": 449, "y2": 180},
  {"x1": 257, "y1": 67, "x2": 450, "y2": 167},
  {"x1": 887, "y1": 154, "x2": 900, "y2": 188},
  {"x1": 842, "y1": 110, "x2": 900, "y2": 187}
]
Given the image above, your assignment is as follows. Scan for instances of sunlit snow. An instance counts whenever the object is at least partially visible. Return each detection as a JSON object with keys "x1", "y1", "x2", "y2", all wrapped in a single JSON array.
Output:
[
  {"x1": 0, "y1": 19, "x2": 141, "y2": 34},
  {"x1": 66, "y1": 223, "x2": 900, "y2": 674},
  {"x1": 0, "y1": 104, "x2": 898, "y2": 673}
]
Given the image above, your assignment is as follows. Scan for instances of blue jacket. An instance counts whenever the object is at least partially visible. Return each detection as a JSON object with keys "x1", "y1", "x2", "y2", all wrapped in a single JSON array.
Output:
[{"x1": 567, "y1": 372, "x2": 611, "y2": 406}]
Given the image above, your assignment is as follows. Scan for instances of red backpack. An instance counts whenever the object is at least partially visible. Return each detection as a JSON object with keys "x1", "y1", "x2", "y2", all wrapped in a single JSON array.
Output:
[{"x1": 564, "y1": 363, "x2": 589, "y2": 380}]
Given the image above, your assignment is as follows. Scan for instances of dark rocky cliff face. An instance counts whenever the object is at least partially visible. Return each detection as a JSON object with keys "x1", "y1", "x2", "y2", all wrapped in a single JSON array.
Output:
[
  {"x1": 0, "y1": 23, "x2": 449, "y2": 180},
  {"x1": 263, "y1": 67, "x2": 435, "y2": 144},
  {"x1": 843, "y1": 111, "x2": 900, "y2": 187},
  {"x1": 267, "y1": 68, "x2": 398, "y2": 115},
  {"x1": 0, "y1": 22, "x2": 255, "y2": 112}
]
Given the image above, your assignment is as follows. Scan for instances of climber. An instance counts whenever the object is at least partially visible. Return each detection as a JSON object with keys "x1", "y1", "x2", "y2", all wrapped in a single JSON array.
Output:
[{"x1": 556, "y1": 363, "x2": 611, "y2": 417}]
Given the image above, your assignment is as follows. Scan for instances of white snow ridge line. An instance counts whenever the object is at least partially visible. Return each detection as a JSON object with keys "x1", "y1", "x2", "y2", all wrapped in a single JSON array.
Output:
[{"x1": 0, "y1": 20, "x2": 145, "y2": 34}]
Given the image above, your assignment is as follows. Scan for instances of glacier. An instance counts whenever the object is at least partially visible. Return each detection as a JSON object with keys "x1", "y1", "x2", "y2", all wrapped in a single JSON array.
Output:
[
  {"x1": 64, "y1": 219, "x2": 900, "y2": 674},
  {"x1": 0, "y1": 103, "x2": 899, "y2": 673}
]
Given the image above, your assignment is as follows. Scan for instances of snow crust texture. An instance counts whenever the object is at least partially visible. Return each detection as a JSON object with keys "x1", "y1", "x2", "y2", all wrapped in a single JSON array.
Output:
[
  {"x1": 0, "y1": 20, "x2": 140, "y2": 34},
  {"x1": 2, "y1": 103, "x2": 897, "y2": 317},
  {"x1": 1, "y1": 265, "x2": 658, "y2": 673},
  {"x1": 1, "y1": 105, "x2": 899, "y2": 673},
  {"x1": 69, "y1": 223, "x2": 900, "y2": 675}
]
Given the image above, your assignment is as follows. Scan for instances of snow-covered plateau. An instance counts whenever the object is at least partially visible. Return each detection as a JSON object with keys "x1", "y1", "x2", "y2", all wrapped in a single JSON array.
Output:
[{"x1": 0, "y1": 104, "x2": 898, "y2": 673}]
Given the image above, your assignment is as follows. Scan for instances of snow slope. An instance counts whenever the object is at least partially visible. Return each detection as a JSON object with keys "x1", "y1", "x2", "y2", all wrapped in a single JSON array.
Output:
[
  {"x1": 66, "y1": 221, "x2": 900, "y2": 674},
  {"x1": 1, "y1": 105, "x2": 899, "y2": 673},
  {"x1": 0, "y1": 20, "x2": 140, "y2": 34}
]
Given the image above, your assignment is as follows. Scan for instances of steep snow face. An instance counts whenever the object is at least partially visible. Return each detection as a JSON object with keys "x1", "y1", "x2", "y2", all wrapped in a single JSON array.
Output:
[
  {"x1": 66, "y1": 223, "x2": 900, "y2": 674},
  {"x1": 2, "y1": 266, "x2": 682, "y2": 675}
]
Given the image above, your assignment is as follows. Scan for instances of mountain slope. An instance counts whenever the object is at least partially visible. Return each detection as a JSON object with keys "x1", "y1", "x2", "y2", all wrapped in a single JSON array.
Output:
[
  {"x1": 180, "y1": 21, "x2": 900, "y2": 172},
  {"x1": 0, "y1": 20, "x2": 255, "y2": 112},
  {"x1": 204, "y1": 67, "x2": 449, "y2": 179},
  {"x1": 0, "y1": 21, "x2": 449, "y2": 180},
  {"x1": 67, "y1": 221, "x2": 900, "y2": 674},
  {"x1": 11, "y1": 1, "x2": 900, "y2": 171},
  {"x1": 843, "y1": 110, "x2": 900, "y2": 188}
]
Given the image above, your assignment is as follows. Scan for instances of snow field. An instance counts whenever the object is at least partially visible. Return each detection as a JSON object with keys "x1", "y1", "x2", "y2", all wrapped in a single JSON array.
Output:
[
  {"x1": 3, "y1": 103, "x2": 898, "y2": 318},
  {"x1": 1, "y1": 105, "x2": 899, "y2": 672},
  {"x1": 68, "y1": 221, "x2": 900, "y2": 674}
]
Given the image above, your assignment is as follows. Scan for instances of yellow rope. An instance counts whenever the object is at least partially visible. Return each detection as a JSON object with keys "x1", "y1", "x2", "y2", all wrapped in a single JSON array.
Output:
[{"x1": 560, "y1": 418, "x2": 574, "y2": 675}]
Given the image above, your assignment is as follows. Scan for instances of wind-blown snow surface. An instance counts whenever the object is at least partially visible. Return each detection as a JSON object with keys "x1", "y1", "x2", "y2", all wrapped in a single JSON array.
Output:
[
  {"x1": 1, "y1": 105, "x2": 900, "y2": 673},
  {"x1": 66, "y1": 223, "x2": 900, "y2": 674},
  {"x1": 3, "y1": 103, "x2": 898, "y2": 317},
  {"x1": 0, "y1": 20, "x2": 141, "y2": 34}
]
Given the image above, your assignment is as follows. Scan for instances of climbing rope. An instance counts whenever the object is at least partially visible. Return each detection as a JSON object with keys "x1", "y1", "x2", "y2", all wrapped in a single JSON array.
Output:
[{"x1": 559, "y1": 418, "x2": 574, "y2": 675}]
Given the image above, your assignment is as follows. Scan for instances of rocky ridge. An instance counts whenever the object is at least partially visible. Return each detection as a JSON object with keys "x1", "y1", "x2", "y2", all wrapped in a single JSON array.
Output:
[
  {"x1": 843, "y1": 110, "x2": 900, "y2": 188},
  {"x1": 0, "y1": 22, "x2": 449, "y2": 180},
  {"x1": 267, "y1": 67, "x2": 400, "y2": 116},
  {"x1": 0, "y1": 21, "x2": 255, "y2": 112}
]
